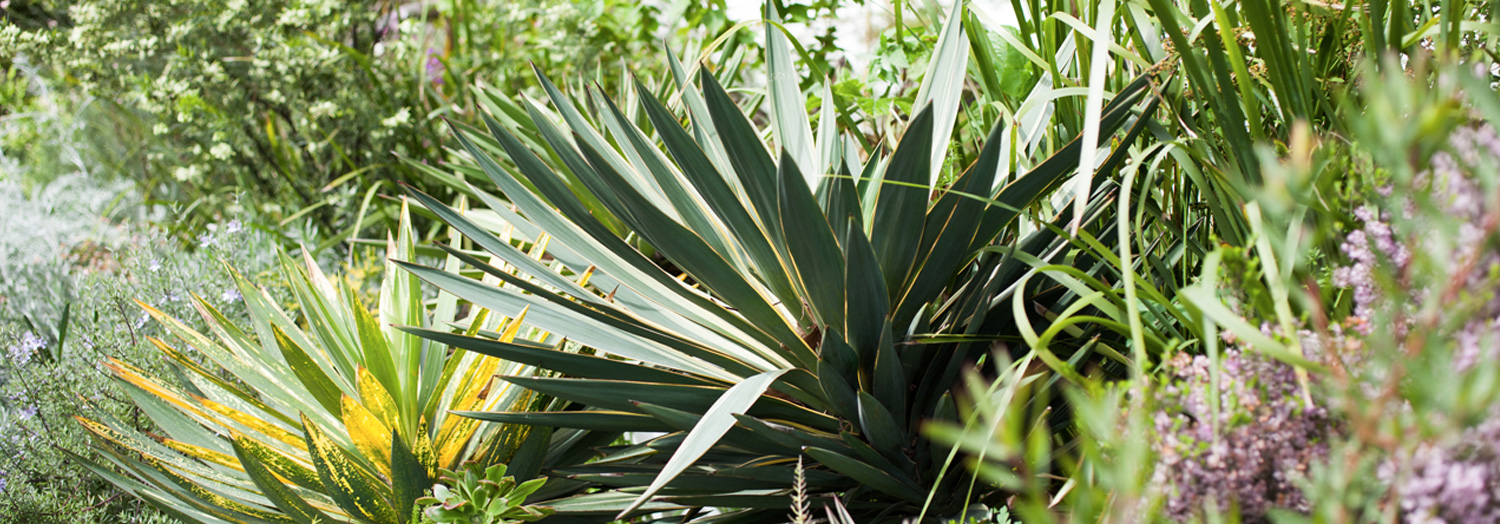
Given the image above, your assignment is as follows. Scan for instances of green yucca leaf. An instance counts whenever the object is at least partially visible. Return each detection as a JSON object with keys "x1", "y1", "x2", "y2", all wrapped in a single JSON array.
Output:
[
  {"x1": 399, "y1": 326, "x2": 713, "y2": 387},
  {"x1": 803, "y1": 447, "x2": 926, "y2": 504},
  {"x1": 390, "y1": 431, "x2": 430, "y2": 523},
  {"x1": 699, "y1": 67, "x2": 783, "y2": 236},
  {"x1": 764, "y1": 3, "x2": 818, "y2": 187},
  {"x1": 869, "y1": 105, "x2": 935, "y2": 296},
  {"x1": 457, "y1": 410, "x2": 673, "y2": 432},
  {"x1": 622, "y1": 369, "x2": 789, "y2": 516},
  {"x1": 778, "y1": 150, "x2": 848, "y2": 329},
  {"x1": 913, "y1": 0, "x2": 971, "y2": 184},
  {"x1": 273, "y1": 325, "x2": 344, "y2": 417},
  {"x1": 82, "y1": 206, "x2": 557, "y2": 523},
  {"x1": 633, "y1": 75, "x2": 799, "y2": 308}
]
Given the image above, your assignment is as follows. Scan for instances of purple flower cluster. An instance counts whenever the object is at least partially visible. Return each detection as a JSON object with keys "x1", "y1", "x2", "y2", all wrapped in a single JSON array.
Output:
[
  {"x1": 1385, "y1": 415, "x2": 1500, "y2": 523},
  {"x1": 425, "y1": 49, "x2": 444, "y2": 87},
  {"x1": 1333, "y1": 125, "x2": 1500, "y2": 368},
  {"x1": 1151, "y1": 349, "x2": 1329, "y2": 522},
  {"x1": 1331, "y1": 205, "x2": 1409, "y2": 333},
  {"x1": 1330, "y1": 125, "x2": 1500, "y2": 521},
  {"x1": 7, "y1": 332, "x2": 45, "y2": 366}
]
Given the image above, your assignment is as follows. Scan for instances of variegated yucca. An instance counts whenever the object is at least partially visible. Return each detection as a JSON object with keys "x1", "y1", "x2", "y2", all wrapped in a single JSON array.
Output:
[
  {"x1": 77, "y1": 205, "x2": 554, "y2": 524},
  {"x1": 396, "y1": 3, "x2": 1164, "y2": 522}
]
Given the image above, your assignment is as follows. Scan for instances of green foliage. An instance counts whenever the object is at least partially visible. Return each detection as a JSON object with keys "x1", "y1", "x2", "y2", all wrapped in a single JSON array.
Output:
[
  {"x1": 920, "y1": 0, "x2": 1500, "y2": 519},
  {"x1": 395, "y1": 4, "x2": 1170, "y2": 521},
  {"x1": 75, "y1": 206, "x2": 560, "y2": 524},
  {"x1": 0, "y1": 0, "x2": 744, "y2": 245},
  {"x1": 417, "y1": 464, "x2": 551, "y2": 524}
]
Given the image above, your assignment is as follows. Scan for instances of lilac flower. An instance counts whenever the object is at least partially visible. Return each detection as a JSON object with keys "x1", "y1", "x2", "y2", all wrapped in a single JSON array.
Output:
[
  {"x1": 198, "y1": 231, "x2": 218, "y2": 249},
  {"x1": 425, "y1": 49, "x2": 445, "y2": 86},
  {"x1": 18, "y1": 406, "x2": 36, "y2": 419},
  {"x1": 1150, "y1": 349, "x2": 1329, "y2": 522},
  {"x1": 223, "y1": 219, "x2": 243, "y2": 234},
  {"x1": 1331, "y1": 124, "x2": 1500, "y2": 520},
  {"x1": 9, "y1": 332, "x2": 45, "y2": 365},
  {"x1": 1386, "y1": 416, "x2": 1500, "y2": 523},
  {"x1": 221, "y1": 287, "x2": 242, "y2": 303},
  {"x1": 1332, "y1": 124, "x2": 1500, "y2": 368}
]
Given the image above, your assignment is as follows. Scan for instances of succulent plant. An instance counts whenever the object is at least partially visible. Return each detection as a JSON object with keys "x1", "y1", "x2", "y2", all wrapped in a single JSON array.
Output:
[{"x1": 418, "y1": 464, "x2": 552, "y2": 524}]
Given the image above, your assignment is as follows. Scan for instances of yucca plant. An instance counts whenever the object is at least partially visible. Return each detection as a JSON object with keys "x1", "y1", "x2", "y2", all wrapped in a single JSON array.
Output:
[
  {"x1": 395, "y1": 4, "x2": 1164, "y2": 521},
  {"x1": 75, "y1": 205, "x2": 555, "y2": 524}
]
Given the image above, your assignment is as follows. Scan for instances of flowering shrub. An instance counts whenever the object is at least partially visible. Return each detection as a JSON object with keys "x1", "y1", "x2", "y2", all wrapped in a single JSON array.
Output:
[
  {"x1": 1151, "y1": 348, "x2": 1330, "y2": 521},
  {"x1": 1, "y1": 0, "x2": 744, "y2": 242},
  {"x1": 1321, "y1": 123, "x2": 1500, "y2": 523},
  {"x1": 0, "y1": 174, "x2": 287, "y2": 521},
  {"x1": 1391, "y1": 416, "x2": 1500, "y2": 523}
]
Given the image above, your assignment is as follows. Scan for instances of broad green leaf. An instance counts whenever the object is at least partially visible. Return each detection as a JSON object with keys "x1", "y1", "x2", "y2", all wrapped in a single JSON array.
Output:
[
  {"x1": 802, "y1": 446, "x2": 925, "y2": 504},
  {"x1": 272, "y1": 326, "x2": 343, "y2": 419},
  {"x1": 531, "y1": 66, "x2": 667, "y2": 208},
  {"x1": 699, "y1": 68, "x2": 782, "y2": 238},
  {"x1": 497, "y1": 376, "x2": 836, "y2": 431},
  {"x1": 664, "y1": 47, "x2": 738, "y2": 187},
  {"x1": 453, "y1": 121, "x2": 777, "y2": 370},
  {"x1": 393, "y1": 259, "x2": 749, "y2": 381},
  {"x1": 893, "y1": 119, "x2": 1007, "y2": 327},
  {"x1": 619, "y1": 369, "x2": 788, "y2": 517},
  {"x1": 300, "y1": 413, "x2": 398, "y2": 524},
  {"x1": 540, "y1": 491, "x2": 685, "y2": 516},
  {"x1": 457, "y1": 410, "x2": 672, "y2": 432},
  {"x1": 633, "y1": 75, "x2": 799, "y2": 309},
  {"x1": 777, "y1": 150, "x2": 847, "y2": 329},
  {"x1": 842, "y1": 220, "x2": 889, "y2": 356},
  {"x1": 390, "y1": 431, "x2": 430, "y2": 523},
  {"x1": 399, "y1": 326, "x2": 714, "y2": 386},
  {"x1": 870, "y1": 105, "x2": 934, "y2": 296},
  {"x1": 855, "y1": 391, "x2": 906, "y2": 465},
  {"x1": 571, "y1": 134, "x2": 811, "y2": 368}
]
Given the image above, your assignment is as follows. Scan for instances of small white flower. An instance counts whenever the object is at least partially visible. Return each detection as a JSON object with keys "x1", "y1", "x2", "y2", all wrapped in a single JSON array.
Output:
[
  {"x1": 309, "y1": 100, "x2": 339, "y2": 119},
  {"x1": 210, "y1": 143, "x2": 234, "y2": 160},
  {"x1": 173, "y1": 164, "x2": 203, "y2": 181},
  {"x1": 382, "y1": 107, "x2": 411, "y2": 128}
]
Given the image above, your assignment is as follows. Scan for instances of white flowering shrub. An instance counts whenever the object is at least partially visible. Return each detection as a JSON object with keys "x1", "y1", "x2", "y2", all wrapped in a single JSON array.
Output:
[{"x1": 1, "y1": 0, "x2": 740, "y2": 241}]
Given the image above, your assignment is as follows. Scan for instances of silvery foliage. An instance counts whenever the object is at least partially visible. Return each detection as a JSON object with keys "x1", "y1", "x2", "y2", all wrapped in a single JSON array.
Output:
[{"x1": 0, "y1": 172, "x2": 135, "y2": 348}]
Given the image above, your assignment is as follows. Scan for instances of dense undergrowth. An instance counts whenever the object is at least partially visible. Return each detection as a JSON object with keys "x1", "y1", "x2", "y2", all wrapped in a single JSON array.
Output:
[{"x1": 3, "y1": 0, "x2": 1500, "y2": 523}]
